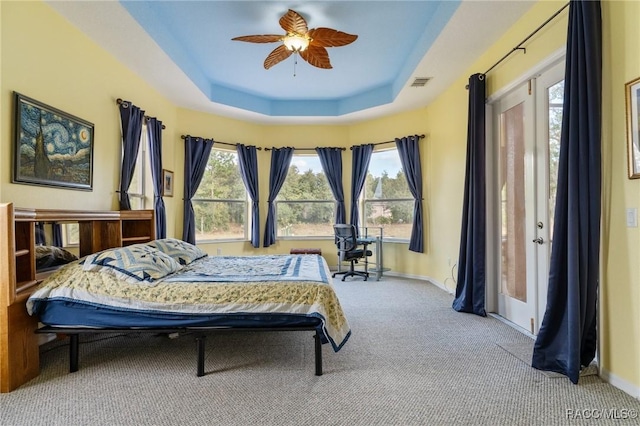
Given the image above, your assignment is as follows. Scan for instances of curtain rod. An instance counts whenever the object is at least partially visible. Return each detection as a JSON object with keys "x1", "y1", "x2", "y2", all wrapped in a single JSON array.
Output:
[
  {"x1": 349, "y1": 134, "x2": 425, "y2": 150},
  {"x1": 181, "y1": 133, "x2": 424, "y2": 151},
  {"x1": 482, "y1": 2, "x2": 569, "y2": 77},
  {"x1": 116, "y1": 98, "x2": 166, "y2": 129},
  {"x1": 264, "y1": 147, "x2": 346, "y2": 152},
  {"x1": 180, "y1": 134, "x2": 262, "y2": 150}
]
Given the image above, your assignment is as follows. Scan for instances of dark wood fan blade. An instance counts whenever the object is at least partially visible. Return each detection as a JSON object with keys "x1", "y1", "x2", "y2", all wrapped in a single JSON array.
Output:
[
  {"x1": 280, "y1": 9, "x2": 308, "y2": 35},
  {"x1": 300, "y1": 45, "x2": 332, "y2": 69},
  {"x1": 264, "y1": 45, "x2": 293, "y2": 69},
  {"x1": 232, "y1": 35, "x2": 283, "y2": 43},
  {"x1": 308, "y1": 28, "x2": 358, "y2": 47}
]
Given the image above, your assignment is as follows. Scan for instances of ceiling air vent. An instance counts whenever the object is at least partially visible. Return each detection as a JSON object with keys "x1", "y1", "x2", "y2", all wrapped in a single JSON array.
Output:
[{"x1": 410, "y1": 77, "x2": 431, "y2": 87}]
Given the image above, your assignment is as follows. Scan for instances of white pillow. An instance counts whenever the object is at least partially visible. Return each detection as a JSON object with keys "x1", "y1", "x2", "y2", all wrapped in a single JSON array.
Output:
[
  {"x1": 146, "y1": 238, "x2": 207, "y2": 266},
  {"x1": 82, "y1": 244, "x2": 182, "y2": 284}
]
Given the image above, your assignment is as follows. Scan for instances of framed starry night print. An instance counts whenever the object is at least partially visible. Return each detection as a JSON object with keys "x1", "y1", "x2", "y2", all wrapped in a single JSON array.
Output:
[{"x1": 13, "y1": 92, "x2": 94, "y2": 190}]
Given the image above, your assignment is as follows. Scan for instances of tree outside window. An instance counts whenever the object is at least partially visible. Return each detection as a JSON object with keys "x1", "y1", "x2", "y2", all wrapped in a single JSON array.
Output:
[
  {"x1": 192, "y1": 149, "x2": 248, "y2": 241},
  {"x1": 363, "y1": 148, "x2": 413, "y2": 240},
  {"x1": 276, "y1": 154, "x2": 335, "y2": 238}
]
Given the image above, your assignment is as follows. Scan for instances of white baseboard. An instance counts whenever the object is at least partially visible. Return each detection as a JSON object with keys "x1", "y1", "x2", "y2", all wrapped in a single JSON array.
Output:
[
  {"x1": 599, "y1": 368, "x2": 640, "y2": 400},
  {"x1": 329, "y1": 264, "x2": 456, "y2": 295},
  {"x1": 362, "y1": 268, "x2": 456, "y2": 296}
]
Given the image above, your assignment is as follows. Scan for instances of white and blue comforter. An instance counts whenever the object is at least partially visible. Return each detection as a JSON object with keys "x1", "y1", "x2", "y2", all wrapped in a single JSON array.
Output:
[
  {"x1": 166, "y1": 254, "x2": 331, "y2": 283},
  {"x1": 27, "y1": 253, "x2": 350, "y2": 352}
]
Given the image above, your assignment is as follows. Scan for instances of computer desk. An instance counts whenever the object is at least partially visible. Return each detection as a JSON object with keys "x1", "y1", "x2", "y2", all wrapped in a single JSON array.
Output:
[{"x1": 357, "y1": 227, "x2": 388, "y2": 281}]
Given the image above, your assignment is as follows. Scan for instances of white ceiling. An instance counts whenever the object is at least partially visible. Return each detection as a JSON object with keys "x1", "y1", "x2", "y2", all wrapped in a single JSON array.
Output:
[{"x1": 46, "y1": 0, "x2": 535, "y2": 125}]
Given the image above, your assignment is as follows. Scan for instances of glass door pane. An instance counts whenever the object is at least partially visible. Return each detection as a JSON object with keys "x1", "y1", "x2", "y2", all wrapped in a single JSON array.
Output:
[
  {"x1": 500, "y1": 102, "x2": 527, "y2": 302},
  {"x1": 547, "y1": 81, "x2": 564, "y2": 246}
]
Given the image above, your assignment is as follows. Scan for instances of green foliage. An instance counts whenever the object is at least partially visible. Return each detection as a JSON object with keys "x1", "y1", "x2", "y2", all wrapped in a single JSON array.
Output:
[
  {"x1": 364, "y1": 167, "x2": 414, "y2": 229},
  {"x1": 196, "y1": 151, "x2": 246, "y2": 200},
  {"x1": 279, "y1": 165, "x2": 334, "y2": 201},
  {"x1": 192, "y1": 149, "x2": 417, "y2": 238},
  {"x1": 193, "y1": 150, "x2": 247, "y2": 235},
  {"x1": 365, "y1": 170, "x2": 412, "y2": 199},
  {"x1": 277, "y1": 164, "x2": 335, "y2": 230}
]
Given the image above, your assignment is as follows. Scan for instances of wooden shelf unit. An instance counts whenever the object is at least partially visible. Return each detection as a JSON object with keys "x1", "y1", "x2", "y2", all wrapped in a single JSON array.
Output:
[
  {"x1": 77, "y1": 209, "x2": 155, "y2": 257},
  {"x1": 0, "y1": 204, "x2": 155, "y2": 392},
  {"x1": 120, "y1": 210, "x2": 155, "y2": 246}
]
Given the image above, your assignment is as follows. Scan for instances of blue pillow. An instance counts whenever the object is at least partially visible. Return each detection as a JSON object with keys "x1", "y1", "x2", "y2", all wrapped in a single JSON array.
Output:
[
  {"x1": 146, "y1": 238, "x2": 207, "y2": 266},
  {"x1": 82, "y1": 244, "x2": 182, "y2": 284}
]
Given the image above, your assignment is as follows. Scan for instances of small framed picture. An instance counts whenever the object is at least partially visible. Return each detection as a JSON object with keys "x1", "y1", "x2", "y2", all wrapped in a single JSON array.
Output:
[
  {"x1": 162, "y1": 169, "x2": 174, "y2": 197},
  {"x1": 625, "y1": 76, "x2": 640, "y2": 178}
]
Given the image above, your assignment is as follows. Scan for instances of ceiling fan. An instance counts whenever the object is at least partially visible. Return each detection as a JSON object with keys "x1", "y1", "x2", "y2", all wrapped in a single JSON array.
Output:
[{"x1": 232, "y1": 9, "x2": 357, "y2": 70}]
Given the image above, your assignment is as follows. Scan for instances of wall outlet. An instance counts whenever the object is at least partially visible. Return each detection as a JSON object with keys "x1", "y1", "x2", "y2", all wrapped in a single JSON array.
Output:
[
  {"x1": 447, "y1": 257, "x2": 451, "y2": 266},
  {"x1": 217, "y1": 248, "x2": 222, "y2": 255}
]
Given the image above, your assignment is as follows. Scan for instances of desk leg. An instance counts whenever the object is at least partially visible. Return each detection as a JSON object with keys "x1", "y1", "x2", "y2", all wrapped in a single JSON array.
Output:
[
  {"x1": 375, "y1": 237, "x2": 383, "y2": 281},
  {"x1": 364, "y1": 243, "x2": 369, "y2": 275}
]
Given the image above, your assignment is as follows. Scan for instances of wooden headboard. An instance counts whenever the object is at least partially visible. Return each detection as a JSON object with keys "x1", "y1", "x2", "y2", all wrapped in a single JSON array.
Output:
[{"x1": 0, "y1": 203, "x2": 155, "y2": 392}]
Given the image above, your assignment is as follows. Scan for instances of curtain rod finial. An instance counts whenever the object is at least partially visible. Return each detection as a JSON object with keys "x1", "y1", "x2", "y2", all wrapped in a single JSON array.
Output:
[{"x1": 116, "y1": 98, "x2": 130, "y2": 108}]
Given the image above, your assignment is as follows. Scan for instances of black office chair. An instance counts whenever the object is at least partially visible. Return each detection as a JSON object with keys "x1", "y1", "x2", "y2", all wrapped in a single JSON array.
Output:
[{"x1": 332, "y1": 224, "x2": 372, "y2": 281}]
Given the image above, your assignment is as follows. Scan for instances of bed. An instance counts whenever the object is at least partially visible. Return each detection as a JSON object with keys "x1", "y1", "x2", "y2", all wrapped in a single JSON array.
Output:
[
  {"x1": 0, "y1": 203, "x2": 349, "y2": 392},
  {"x1": 27, "y1": 241, "x2": 350, "y2": 376}
]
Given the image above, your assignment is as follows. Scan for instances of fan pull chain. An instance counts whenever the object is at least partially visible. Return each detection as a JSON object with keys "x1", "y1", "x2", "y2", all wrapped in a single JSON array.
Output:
[{"x1": 293, "y1": 52, "x2": 298, "y2": 77}]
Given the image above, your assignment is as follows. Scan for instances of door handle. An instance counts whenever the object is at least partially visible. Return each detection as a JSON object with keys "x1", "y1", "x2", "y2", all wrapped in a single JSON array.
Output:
[{"x1": 532, "y1": 237, "x2": 544, "y2": 244}]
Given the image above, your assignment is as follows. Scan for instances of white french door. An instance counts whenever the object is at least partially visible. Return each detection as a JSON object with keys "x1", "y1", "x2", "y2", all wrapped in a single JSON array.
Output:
[{"x1": 488, "y1": 61, "x2": 564, "y2": 335}]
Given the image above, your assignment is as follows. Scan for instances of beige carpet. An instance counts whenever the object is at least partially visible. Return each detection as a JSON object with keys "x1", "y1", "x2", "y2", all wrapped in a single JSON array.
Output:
[
  {"x1": 1, "y1": 276, "x2": 638, "y2": 426},
  {"x1": 497, "y1": 341, "x2": 598, "y2": 379}
]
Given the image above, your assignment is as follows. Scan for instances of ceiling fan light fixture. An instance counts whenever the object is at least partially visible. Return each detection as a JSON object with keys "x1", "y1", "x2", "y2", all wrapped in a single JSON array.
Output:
[
  {"x1": 232, "y1": 9, "x2": 357, "y2": 70},
  {"x1": 283, "y1": 34, "x2": 309, "y2": 52}
]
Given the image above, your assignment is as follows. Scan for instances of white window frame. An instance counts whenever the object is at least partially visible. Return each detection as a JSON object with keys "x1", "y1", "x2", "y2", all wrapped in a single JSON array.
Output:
[
  {"x1": 127, "y1": 125, "x2": 150, "y2": 210},
  {"x1": 62, "y1": 222, "x2": 79, "y2": 247},
  {"x1": 275, "y1": 153, "x2": 336, "y2": 239},
  {"x1": 192, "y1": 147, "x2": 249, "y2": 242},
  {"x1": 361, "y1": 147, "x2": 413, "y2": 243}
]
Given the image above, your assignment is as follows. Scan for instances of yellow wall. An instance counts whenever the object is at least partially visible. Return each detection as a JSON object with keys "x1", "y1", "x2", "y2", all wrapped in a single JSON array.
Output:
[
  {"x1": 600, "y1": 0, "x2": 640, "y2": 393},
  {"x1": 1, "y1": 0, "x2": 638, "y2": 394},
  {"x1": 0, "y1": 0, "x2": 180, "y2": 237}
]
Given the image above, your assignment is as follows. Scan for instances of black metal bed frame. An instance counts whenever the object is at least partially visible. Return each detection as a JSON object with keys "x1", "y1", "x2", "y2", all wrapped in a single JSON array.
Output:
[{"x1": 37, "y1": 325, "x2": 323, "y2": 377}]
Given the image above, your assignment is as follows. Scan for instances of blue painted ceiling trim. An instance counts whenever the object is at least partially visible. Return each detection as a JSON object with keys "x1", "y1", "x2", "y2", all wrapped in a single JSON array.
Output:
[{"x1": 121, "y1": 1, "x2": 461, "y2": 117}]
